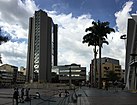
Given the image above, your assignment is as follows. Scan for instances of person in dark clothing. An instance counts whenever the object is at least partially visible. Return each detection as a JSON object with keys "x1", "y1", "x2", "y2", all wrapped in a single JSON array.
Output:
[
  {"x1": 20, "y1": 88, "x2": 24, "y2": 102},
  {"x1": 13, "y1": 88, "x2": 19, "y2": 105},
  {"x1": 88, "y1": 83, "x2": 91, "y2": 88},
  {"x1": 121, "y1": 83, "x2": 125, "y2": 90},
  {"x1": 65, "y1": 89, "x2": 69, "y2": 97},
  {"x1": 105, "y1": 81, "x2": 109, "y2": 90},
  {"x1": 35, "y1": 92, "x2": 40, "y2": 98},
  {"x1": 59, "y1": 92, "x2": 61, "y2": 97},
  {"x1": 25, "y1": 88, "x2": 30, "y2": 101}
]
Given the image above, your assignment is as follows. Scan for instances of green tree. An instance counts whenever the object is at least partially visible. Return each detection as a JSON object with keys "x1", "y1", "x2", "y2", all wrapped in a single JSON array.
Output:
[
  {"x1": 83, "y1": 20, "x2": 115, "y2": 88},
  {"x1": 0, "y1": 28, "x2": 9, "y2": 44},
  {"x1": 106, "y1": 71, "x2": 119, "y2": 83},
  {"x1": 0, "y1": 28, "x2": 9, "y2": 64},
  {"x1": 92, "y1": 21, "x2": 115, "y2": 89}
]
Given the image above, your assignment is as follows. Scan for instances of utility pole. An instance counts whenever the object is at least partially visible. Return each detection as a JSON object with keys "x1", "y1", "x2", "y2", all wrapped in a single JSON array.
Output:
[
  {"x1": 98, "y1": 38, "x2": 102, "y2": 89},
  {"x1": 69, "y1": 66, "x2": 72, "y2": 89},
  {"x1": 120, "y1": 34, "x2": 127, "y2": 83}
]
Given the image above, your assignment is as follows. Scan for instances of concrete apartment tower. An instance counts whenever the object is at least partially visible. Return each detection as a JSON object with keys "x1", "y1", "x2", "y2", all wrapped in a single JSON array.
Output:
[
  {"x1": 26, "y1": 10, "x2": 58, "y2": 83},
  {"x1": 125, "y1": 14, "x2": 137, "y2": 90}
]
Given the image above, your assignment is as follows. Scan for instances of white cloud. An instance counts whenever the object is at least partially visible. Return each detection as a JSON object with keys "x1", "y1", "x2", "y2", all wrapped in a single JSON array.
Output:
[
  {"x1": 52, "y1": 2, "x2": 69, "y2": 12},
  {"x1": 102, "y1": 32, "x2": 126, "y2": 68},
  {"x1": 0, "y1": 0, "x2": 94, "y2": 72},
  {"x1": 0, "y1": 41, "x2": 27, "y2": 67},
  {"x1": 102, "y1": 1, "x2": 134, "y2": 69},
  {"x1": 0, "y1": 0, "x2": 38, "y2": 38},
  {"x1": 47, "y1": 12, "x2": 94, "y2": 71},
  {"x1": 0, "y1": 0, "x2": 134, "y2": 74},
  {"x1": 115, "y1": 1, "x2": 133, "y2": 34},
  {"x1": 0, "y1": 0, "x2": 38, "y2": 67}
]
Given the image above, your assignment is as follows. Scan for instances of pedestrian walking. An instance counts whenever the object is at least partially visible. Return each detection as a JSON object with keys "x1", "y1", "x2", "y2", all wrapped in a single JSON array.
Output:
[
  {"x1": 20, "y1": 88, "x2": 24, "y2": 103},
  {"x1": 13, "y1": 88, "x2": 19, "y2": 105},
  {"x1": 121, "y1": 83, "x2": 125, "y2": 90},
  {"x1": 25, "y1": 88, "x2": 30, "y2": 101},
  {"x1": 59, "y1": 92, "x2": 61, "y2": 97},
  {"x1": 105, "y1": 81, "x2": 108, "y2": 90},
  {"x1": 114, "y1": 80, "x2": 118, "y2": 92},
  {"x1": 88, "y1": 83, "x2": 91, "y2": 88},
  {"x1": 103, "y1": 81, "x2": 106, "y2": 89}
]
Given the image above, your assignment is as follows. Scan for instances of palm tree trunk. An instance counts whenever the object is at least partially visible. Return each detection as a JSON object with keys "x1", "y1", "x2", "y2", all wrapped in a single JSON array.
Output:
[
  {"x1": 98, "y1": 38, "x2": 102, "y2": 89},
  {"x1": 94, "y1": 45, "x2": 97, "y2": 87}
]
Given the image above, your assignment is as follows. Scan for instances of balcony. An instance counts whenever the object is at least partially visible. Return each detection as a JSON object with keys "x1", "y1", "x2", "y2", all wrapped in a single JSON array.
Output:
[{"x1": 129, "y1": 57, "x2": 137, "y2": 66}]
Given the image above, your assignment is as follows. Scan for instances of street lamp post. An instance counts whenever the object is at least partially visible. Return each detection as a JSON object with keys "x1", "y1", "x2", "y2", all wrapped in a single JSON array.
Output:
[
  {"x1": 120, "y1": 34, "x2": 127, "y2": 83},
  {"x1": 120, "y1": 34, "x2": 127, "y2": 39},
  {"x1": 69, "y1": 67, "x2": 72, "y2": 89}
]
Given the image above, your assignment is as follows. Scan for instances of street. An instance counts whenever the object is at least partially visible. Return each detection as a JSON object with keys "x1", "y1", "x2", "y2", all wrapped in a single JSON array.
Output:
[
  {"x1": 77, "y1": 87, "x2": 137, "y2": 105},
  {"x1": 1, "y1": 87, "x2": 137, "y2": 105}
]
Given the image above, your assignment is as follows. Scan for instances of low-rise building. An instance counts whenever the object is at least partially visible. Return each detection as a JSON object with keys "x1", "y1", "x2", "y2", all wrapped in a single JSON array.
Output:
[
  {"x1": 90, "y1": 57, "x2": 123, "y2": 86},
  {"x1": 0, "y1": 70, "x2": 13, "y2": 87},
  {"x1": 101, "y1": 58, "x2": 122, "y2": 80},
  {"x1": 0, "y1": 64, "x2": 26, "y2": 87},
  {"x1": 57, "y1": 63, "x2": 86, "y2": 86},
  {"x1": 17, "y1": 71, "x2": 26, "y2": 84}
]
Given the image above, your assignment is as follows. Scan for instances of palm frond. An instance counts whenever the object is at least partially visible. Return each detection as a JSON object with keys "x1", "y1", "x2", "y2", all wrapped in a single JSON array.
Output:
[{"x1": 82, "y1": 20, "x2": 115, "y2": 47}]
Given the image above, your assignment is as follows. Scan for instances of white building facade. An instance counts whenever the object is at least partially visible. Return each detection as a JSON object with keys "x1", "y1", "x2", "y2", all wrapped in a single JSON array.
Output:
[{"x1": 125, "y1": 14, "x2": 137, "y2": 90}]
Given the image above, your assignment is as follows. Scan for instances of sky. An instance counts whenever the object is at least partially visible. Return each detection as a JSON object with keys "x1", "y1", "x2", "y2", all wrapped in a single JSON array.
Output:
[{"x1": 0, "y1": 0, "x2": 137, "y2": 74}]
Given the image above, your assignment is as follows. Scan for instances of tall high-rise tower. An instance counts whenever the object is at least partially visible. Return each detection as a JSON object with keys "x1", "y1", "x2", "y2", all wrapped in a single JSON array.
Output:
[{"x1": 26, "y1": 10, "x2": 58, "y2": 83}]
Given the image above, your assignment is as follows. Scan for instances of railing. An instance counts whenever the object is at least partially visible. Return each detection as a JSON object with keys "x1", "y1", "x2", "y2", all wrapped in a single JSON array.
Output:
[{"x1": 129, "y1": 58, "x2": 137, "y2": 66}]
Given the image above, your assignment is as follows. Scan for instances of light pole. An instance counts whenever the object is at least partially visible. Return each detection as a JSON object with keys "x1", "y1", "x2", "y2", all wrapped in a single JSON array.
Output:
[
  {"x1": 120, "y1": 34, "x2": 127, "y2": 83},
  {"x1": 69, "y1": 66, "x2": 72, "y2": 89},
  {"x1": 120, "y1": 34, "x2": 127, "y2": 39}
]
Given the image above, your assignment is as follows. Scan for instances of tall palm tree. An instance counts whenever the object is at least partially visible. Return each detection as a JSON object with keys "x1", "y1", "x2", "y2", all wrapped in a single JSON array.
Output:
[
  {"x1": 92, "y1": 20, "x2": 115, "y2": 88},
  {"x1": 83, "y1": 26, "x2": 99, "y2": 87},
  {"x1": 83, "y1": 20, "x2": 115, "y2": 88}
]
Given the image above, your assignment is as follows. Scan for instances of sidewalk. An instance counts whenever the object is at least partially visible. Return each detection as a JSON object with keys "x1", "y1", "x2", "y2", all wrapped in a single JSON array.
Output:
[
  {"x1": 1, "y1": 87, "x2": 137, "y2": 105},
  {"x1": 77, "y1": 97, "x2": 90, "y2": 105},
  {"x1": 76, "y1": 87, "x2": 137, "y2": 105},
  {"x1": 0, "y1": 88, "x2": 76, "y2": 105}
]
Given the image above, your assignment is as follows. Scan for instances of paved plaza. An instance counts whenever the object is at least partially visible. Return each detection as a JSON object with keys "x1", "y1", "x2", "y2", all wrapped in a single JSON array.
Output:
[
  {"x1": 0, "y1": 88, "x2": 74, "y2": 105},
  {"x1": 0, "y1": 87, "x2": 137, "y2": 105},
  {"x1": 77, "y1": 87, "x2": 137, "y2": 105}
]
